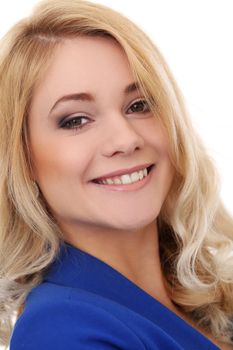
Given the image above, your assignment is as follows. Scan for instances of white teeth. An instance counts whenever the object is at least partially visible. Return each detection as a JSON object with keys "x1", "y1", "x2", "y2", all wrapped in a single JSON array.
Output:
[
  {"x1": 113, "y1": 178, "x2": 122, "y2": 185},
  {"x1": 121, "y1": 174, "x2": 132, "y2": 185},
  {"x1": 97, "y1": 167, "x2": 150, "y2": 185},
  {"x1": 106, "y1": 178, "x2": 114, "y2": 185},
  {"x1": 131, "y1": 171, "x2": 140, "y2": 182},
  {"x1": 139, "y1": 170, "x2": 144, "y2": 180}
]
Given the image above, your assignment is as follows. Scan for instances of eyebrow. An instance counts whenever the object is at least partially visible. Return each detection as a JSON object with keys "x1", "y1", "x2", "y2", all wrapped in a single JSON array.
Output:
[{"x1": 49, "y1": 81, "x2": 140, "y2": 114}]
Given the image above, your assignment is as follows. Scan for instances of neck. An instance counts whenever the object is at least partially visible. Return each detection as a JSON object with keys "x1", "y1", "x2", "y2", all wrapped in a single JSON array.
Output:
[{"x1": 63, "y1": 220, "x2": 175, "y2": 311}]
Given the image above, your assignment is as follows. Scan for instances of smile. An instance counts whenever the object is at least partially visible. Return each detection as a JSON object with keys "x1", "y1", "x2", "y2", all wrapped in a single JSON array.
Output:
[
  {"x1": 91, "y1": 165, "x2": 155, "y2": 192},
  {"x1": 95, "y1": 166, "x2": 152, "y2": 185}
]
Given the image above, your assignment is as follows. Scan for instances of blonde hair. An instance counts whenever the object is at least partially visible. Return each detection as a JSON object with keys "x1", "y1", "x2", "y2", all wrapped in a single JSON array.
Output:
[{"x1": 0, "y1": 0, "x2": 233, "y2": 347}]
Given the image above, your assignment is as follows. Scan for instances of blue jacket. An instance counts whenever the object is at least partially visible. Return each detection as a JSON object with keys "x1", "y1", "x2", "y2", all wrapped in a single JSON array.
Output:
[{"x1": 10, "y1": 242, "x2": 219, "y2": 349}]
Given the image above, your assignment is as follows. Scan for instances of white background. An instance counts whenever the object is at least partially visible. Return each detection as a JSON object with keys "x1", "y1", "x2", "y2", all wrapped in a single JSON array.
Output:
[
  {"x1": 0, "y1": 1, "x2": 232, "y2": 347},
  {"x1": 0, "y1": 1, "x2": 232, "y2": 214}
]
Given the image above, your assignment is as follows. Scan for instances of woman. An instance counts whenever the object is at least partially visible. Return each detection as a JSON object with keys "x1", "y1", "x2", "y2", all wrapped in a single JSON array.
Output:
[{"x1": 0, "y1": 0, "x2": 232, "y2": 349}]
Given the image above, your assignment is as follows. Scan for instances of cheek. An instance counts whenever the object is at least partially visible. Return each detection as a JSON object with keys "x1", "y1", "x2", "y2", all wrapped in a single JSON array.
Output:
[
  {"x1": 29, "y1": 135, "x2": 90, "y2": 185},
  {"x1": 143, "y1": 119, "x2": 171, "y2": 157},
  {"x1": 145, "y1": 120, "x2": 175, "y2": 185}
]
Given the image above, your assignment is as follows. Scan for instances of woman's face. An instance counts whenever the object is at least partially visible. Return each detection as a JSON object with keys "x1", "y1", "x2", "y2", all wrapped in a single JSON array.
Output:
[{"x1": 28, "y1": 36, "x2": 175, "y2": 234}]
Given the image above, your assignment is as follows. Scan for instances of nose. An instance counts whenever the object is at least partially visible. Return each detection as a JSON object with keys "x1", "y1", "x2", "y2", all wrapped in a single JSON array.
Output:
[{"x1": 101, "y1": 113, "x2": 145, "y2": 157}]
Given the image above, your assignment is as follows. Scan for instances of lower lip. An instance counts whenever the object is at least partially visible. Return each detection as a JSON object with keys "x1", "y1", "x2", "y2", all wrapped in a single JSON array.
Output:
[{"x1": 90, "y1": 165, "x2": 155, "y2": 192}]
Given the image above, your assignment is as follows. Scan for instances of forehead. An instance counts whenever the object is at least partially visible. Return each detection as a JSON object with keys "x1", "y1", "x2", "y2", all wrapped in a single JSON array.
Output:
[
  {"x1": 29, "y1": 36, "x2": 136, "y2": 116},
  {"x1": 36, "y1": 36, "x2": 133, "y2": 92}
]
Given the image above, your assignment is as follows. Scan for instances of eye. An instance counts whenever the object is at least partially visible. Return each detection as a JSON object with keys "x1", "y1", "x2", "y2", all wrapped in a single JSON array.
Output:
[
  {"x1": 59, "y1": 115, "x2": 91, "y2": 130},
  {"x1": 127, "y1": 99, "x2": 150, "y2": 114}
]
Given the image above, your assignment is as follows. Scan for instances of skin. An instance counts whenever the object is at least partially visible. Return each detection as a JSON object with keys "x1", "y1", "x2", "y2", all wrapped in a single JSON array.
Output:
[
  {"x1": 29, "y1": 35, "x2": 175, "y2": 308},
  {"x1": 27, "y1": 36, "x2": 233, "y2": 350}
]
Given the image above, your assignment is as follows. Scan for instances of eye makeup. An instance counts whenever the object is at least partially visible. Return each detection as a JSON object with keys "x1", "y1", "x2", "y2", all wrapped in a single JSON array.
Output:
[{"x1": 56, "y1": 98, "x2": 151, "y2": 131}]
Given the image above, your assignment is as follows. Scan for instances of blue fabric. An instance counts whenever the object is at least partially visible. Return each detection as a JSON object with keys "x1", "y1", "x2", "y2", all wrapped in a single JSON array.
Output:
[{"x1": 10, "y1": 242, "x2": 219, "y2": 349}]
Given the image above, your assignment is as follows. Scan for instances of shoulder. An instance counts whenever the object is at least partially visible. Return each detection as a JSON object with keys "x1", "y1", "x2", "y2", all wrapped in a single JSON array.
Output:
[{"x1": 10, "y1": 282, "x2": 147, "y2": 350}]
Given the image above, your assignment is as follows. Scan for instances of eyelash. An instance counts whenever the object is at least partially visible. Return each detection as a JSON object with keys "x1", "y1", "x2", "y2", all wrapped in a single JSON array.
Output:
[{"x1": 58, "y1": 99, "x2": 150, "y2": 131}]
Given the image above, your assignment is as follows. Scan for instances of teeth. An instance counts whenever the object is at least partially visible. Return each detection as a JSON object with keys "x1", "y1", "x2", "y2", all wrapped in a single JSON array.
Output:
[
  {"x1": 97, "y1": 167, "x2": 149, "y2": 185},
  {"x1": 139, "y1": 170, "x2": 144, "y2": 180},
  {"x1": 131, "y1": 171, "x2": 140, "y2": 182},
  {"x1": 121, "y1": 174, "x2": 132, "y2": 185},
  {"x1": 112, "y1": 178, "x2": 122, "y2": 185},
  {"x1": 106, "y1": 178, "x2": 114, "y2": 185}
]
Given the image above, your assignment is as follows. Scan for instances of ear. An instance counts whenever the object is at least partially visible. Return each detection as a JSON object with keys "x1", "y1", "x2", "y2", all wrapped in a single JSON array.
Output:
[{"x1": 31, "y1": 181, "x2": 39, "y2": 198}]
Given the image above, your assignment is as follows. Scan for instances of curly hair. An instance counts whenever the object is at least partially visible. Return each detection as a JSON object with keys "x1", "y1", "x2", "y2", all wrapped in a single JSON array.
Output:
[{"x1": 0, "y1": 0, "x2": 233, "y2": 347}]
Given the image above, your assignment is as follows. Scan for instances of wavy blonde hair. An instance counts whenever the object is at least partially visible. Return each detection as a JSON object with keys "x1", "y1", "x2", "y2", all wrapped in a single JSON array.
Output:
[{"x1": 0, "y1": 0, "x2": 233, "y2": 347}]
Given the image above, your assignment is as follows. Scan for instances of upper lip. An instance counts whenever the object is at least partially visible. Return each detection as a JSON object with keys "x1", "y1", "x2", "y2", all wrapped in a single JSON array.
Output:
[{"x1": 91, "y1": 163, "x2": 154, "y2": 181}]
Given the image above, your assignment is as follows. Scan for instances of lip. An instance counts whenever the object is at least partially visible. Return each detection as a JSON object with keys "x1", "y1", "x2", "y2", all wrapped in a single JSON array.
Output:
[
  {"x1": 90, "y1": 164, "x2": 155, "y2": 192},
  {"x1": 91, "y1": 163, "x2": 155, "y2": 182}
]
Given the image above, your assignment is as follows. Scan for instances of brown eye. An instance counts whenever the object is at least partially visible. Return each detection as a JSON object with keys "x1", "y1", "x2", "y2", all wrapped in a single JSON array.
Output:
[
  {"x1": 127, "y1": 99, "x2": 150, "y2": 114},
  {"x1": 59, "y1": 116, "x2": 90, "y2": 130}
]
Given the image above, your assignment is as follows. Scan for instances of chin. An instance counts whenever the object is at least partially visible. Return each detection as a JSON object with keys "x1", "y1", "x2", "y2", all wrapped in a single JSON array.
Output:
[{"x1": 107, "y1": 214, "x2": 158, "y2": 232}]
